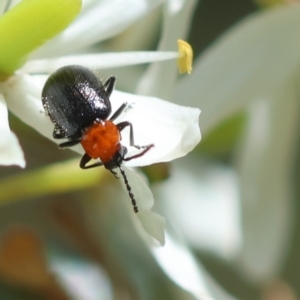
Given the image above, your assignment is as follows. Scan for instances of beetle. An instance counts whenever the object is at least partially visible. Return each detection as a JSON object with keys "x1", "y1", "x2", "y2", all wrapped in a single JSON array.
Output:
[{"x1": 42, "y1": 65, "x2": 154, "y2": 212}]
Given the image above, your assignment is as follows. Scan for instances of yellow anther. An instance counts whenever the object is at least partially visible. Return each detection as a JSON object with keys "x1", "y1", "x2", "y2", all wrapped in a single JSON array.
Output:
[{"x1": 177, "y1": 39, "x2": 193, "y2": 74}]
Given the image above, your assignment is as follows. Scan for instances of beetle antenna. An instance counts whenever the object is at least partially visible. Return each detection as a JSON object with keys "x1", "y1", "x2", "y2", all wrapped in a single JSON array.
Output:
[{"x1": 118, "y1": 165, "x2": 138, "y2": 213}]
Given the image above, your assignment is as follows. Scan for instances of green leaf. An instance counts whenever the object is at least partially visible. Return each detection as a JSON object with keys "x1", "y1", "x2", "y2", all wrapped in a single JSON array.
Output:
[{"x1": 0, "y1": 0, "x2": 81, "y2": 78}]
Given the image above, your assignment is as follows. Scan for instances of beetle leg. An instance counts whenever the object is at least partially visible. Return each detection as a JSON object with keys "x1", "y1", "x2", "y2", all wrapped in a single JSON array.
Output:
[
  {"x1": 109, "y1": 169, "x2": 119, "y2": 179},
  {"x1": 117, "y1": 121, "x2": 154, "y2": 160},
  {"x1": 117, "y1": 121, "x2": 146, "y2": 149},
  {"x1": 58, "y1": 139, "x2": 81, "y2": 148},
  {"x1": 123, "y1": 144, "x2": 154, "y2": 162},
  {"x1": 109, "y1": 102, "x2": 127, "y2": 122},
  {"x1": 80, "y1": 153, "x2": 104, "y2": 169},
  {"x1": 103, "y1": 76, "x2": 116, "y2": 97}
]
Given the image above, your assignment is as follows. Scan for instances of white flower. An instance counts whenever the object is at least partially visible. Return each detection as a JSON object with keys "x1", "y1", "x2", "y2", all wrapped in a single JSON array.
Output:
[{"x1": 0, "y1": 0, "x2": 200, "y2": 248}]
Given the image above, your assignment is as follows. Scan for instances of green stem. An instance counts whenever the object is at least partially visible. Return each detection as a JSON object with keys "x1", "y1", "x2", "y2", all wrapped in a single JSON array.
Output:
[{"x1": 0, "y1": 159, "x2": 104, "y2": 205}]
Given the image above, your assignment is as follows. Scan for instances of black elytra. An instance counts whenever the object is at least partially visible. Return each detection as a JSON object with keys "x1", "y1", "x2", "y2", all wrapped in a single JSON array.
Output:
[
  {"x1": 42, "y1": 65, "x2": 112, "y2": 140},
  {"x1": 42, "y1": 65, "x2": 154, "y2": 212}
]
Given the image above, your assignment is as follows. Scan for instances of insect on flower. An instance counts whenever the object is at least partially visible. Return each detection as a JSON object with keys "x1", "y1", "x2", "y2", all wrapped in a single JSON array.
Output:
[{"x1": 41, "y1": 65, "x2": 154, "y2": 213}]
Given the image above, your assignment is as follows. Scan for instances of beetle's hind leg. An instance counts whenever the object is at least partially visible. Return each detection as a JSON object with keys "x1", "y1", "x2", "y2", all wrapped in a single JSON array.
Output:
[{"x1": 117, "y1": 121, "x2": 153, "y2": 150}]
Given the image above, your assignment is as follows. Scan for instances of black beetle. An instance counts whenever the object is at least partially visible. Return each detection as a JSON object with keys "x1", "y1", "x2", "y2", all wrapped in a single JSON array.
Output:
[{"x1": 42, "y1": 65, "x2": 154, "y2": 212}]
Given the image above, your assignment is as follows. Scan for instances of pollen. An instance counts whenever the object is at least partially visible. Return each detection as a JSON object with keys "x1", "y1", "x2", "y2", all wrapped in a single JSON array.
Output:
[
  {"x1": 81, "y1": 121, "x2": 121, "y2": 163},
  {"x1": 177, "y1": 39, "x2": 193, "y2": 74}
]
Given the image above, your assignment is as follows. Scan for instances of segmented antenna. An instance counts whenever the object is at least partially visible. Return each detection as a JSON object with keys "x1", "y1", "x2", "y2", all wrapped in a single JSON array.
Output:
[{"x1": 119, "y1": 165, "x2": 138, "y2": 213}]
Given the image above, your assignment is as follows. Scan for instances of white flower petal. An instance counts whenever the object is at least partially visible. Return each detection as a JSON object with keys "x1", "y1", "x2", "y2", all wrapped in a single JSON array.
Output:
[
  {"x1": 137, "y1": 210, "x2": 165, "y2": 246},
  {"x1": 137, "y1": 0, "x2": 197, "y2": 98},
  {"x1": 153, "y1": 234, "x2": 237, "y2": 300},
  {"x1": 173, "y1": 6, "x2": 300, "y2": 134},
  {"x1": 0, "y1": 94, "x2": 25, "y2": 168},
  {"x1": 120, "y1": 167, "x2": 154, "y2": 210},
  {"x1": 101, "y1": 5, "x2": 161, "y2": 51},
  {"x1": 119, "y1": 166, "x2": 165, "y2": 245},
  {"x1": 33, "y1": 0, "x2": 165, "y2": 58},
  {"x1": 111, "y1": 90, "x2": 201, "y2": 166},
  {"x1": 79, "y1": 165, "x2": 165, "y2": 245},
  {"x1": 23, "y1": 52, "x2": 179, "y2": 74},
  {"x1": 235, "y1": 88, "x2": 298, "y2": 282},
  {"x1": 2, "y1": 75, "x2": 54, "y2": 142},
  {"x1": 4, "y1": 74, "x2": 200, "y2": 167},
  {"x1": 154, "y1": 156, "x2": 242, "y2": 259}
]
